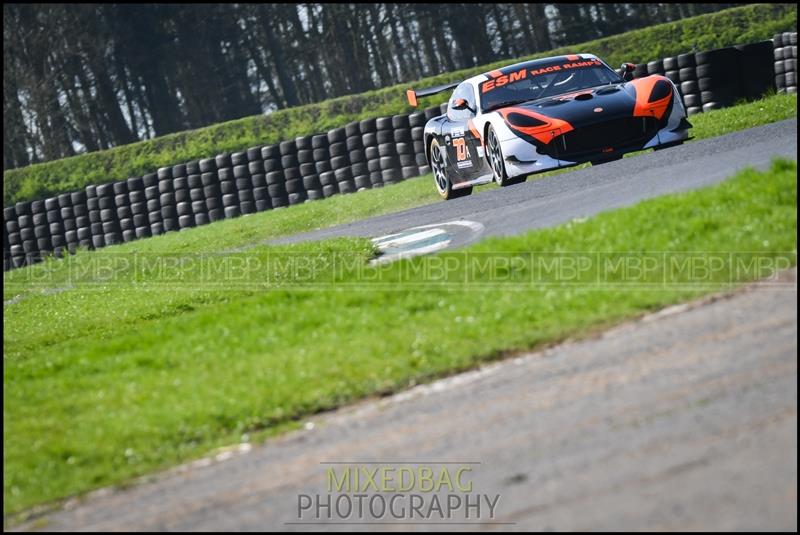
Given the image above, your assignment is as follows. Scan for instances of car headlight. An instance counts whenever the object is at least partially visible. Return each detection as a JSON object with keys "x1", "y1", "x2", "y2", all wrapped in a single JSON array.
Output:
[
  {"x1": 505, "y1": 112, "x2": 548, "y2": 128},
  {"x1": 648, "y1": 80, "x2": 672, "y2": 103}
]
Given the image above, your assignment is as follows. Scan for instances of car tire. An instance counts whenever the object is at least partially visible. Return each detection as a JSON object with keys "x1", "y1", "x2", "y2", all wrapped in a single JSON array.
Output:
[
  {"x1": 487, "y1": 126, "x2": 524, "y2": 187},
  {"x1": 430, "y1": 137, "x2": 471, "y2": 200}
]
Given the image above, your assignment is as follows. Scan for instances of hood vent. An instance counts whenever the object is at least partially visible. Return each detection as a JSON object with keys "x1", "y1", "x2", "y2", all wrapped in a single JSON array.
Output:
[
  {"x1": 574, "y1": 93, "x2": 593, "y2": 101},
  {"x1": 596, "y1": 87, "x2": 621, "y2": 95}
]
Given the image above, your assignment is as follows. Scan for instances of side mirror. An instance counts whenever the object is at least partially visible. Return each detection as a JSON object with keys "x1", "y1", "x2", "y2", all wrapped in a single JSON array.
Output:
[
  {"x1": 619, "y1": 62, "x2": 636, "y2": 82},
  {"x1": 452, "y1": 98, "x2": 475, "y2": 113}
]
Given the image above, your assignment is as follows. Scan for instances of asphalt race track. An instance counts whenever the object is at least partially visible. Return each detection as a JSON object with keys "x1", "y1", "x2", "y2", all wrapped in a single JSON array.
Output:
[
  {"x1": 11, "y1": 119, "x2": 798, "y2": 531},
  {"x1": 277, "y1": 119, "x2": 797, "y2": 253}
]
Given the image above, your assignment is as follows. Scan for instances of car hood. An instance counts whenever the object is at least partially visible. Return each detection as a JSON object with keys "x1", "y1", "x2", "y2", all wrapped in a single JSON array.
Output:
[
  {"x1": 489, "y1": 76, "x2": 676, "y2": 146},
  {"x1": 495, "y1": 77, "x2": 674, "y2": 129},
  {"x1": 517, "y1": 83, "x2": 637, "y2": 124}
]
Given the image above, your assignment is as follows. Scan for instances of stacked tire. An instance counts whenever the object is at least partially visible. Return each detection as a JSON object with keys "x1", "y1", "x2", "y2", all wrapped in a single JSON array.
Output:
[
  {"x1": 296, "y1": 136, "x2": 322, "y2": 201},
  {"x1": 59, "y1": 192, "x2": 77, "y2": 253},
  {"x1": 393, "y1": 114, "x2": 417, "y2": 180},
  {"x1": 188, "y1": 161, "x2": 209, "y2": 226},
  {"x1": 675, "y1": 53, "x2": 702, "y2": 115},
  {"x1": 96, "y1": 183, "x2": 120, "y2": 246},
  {"x1": 345, "y1": 122, "x2": 370, "y2": 192},
  {"x1": 25, "y1": 206, "x2": 39, "y2": 264},
  {"x1": 311, "y1": 135, "x2": 337, "y2": 198},
  {"x1": 42, "y1": 196, "x2": 62, "y2": 256},
  {"x1": 409, "y1": 110, "x2": 429, "y2": 175},
  {"x1": 327, "y1": 127, "x2": 354, "y2": 194},
  {"x1": 3, "y1": 207, "x2": 12, "y2": 270},
  {"x1": 144, "y1": 173, "x2": 163, "y2": 236},
  {"x1": 113, "y1": 180, "x2": 133, "y2": 243},
  {"x1": 72, "y1": 190, "x2": 91, "y2": 250},
  {"x1": 9, "y1": 203, "x2": 25, "y2": 268},
  {"x1": 243, "y1": 148, "x2": 269, "y2": 212},
  {"x1": 646, "y1": 58, "x2": 664, "y2": 78},
  {"x1": 28, "y1": 200, "x2": 47, "y2": 258},
  {"x1": 19, "y1": 201, "x2": 37, "y2": 266},
  {"x1": 774, "y1": 32, "x2": 798, "y2": 94},
  {"x1": 375, "y1": 117, "x2": 400, "y2": 185},
  {"x1": 157, "y1": 167, "x2": 177, "y2": 233},
  {"x1": 170, "y1": 164, "x2": 190, "y2": 231},
  {"x1": 184, "y1": 161, "x2": 206, "y2": 225},
  {"x1": 662, "y1": 56, "x2": 681, "y2": 85},
  {"x1": 200, "y1": 159, "x2": 223, "y2": 221},
  {"x1": 359, "y1": 118, "x2": 382, "y2": 189},
  {"x1": 215, "y1": 154, "x2": 238, "y2": 218},
  {"x1": 17, "y1": 204, "x2": 36, "y2": 267},
  {"x1": 5, "y1": 205, "x2": 23, "y2": 269},
  {"x1": 280, "y1": 140, "x2": 305, "y2": 205},
  {"x1": 232, "y1": 151, "x2": 254, "y2": 214},
  {"x1": 126, "y1": 177, "x2": 149, "y2": 240},
  {"x1": 84, "y1": 185, "x2": 102, "y2": 248},
  {"x1": 262, "y1": 144, "x2": 287, "y2": 208}
]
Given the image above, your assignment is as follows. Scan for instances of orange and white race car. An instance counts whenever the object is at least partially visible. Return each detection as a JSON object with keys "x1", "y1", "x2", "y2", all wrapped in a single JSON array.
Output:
[{"x1": 407, "y1": 54, "x2": 692, "y2": 199}]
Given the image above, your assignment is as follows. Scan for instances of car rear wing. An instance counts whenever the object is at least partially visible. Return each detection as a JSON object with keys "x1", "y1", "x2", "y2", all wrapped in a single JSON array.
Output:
[{"x1": 406, "y1": 81, "x2": 459, "y2": 107}]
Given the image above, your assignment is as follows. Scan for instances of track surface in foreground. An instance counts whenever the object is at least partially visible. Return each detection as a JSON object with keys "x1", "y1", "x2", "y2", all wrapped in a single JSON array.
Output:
[
  {"x1": 277, "y1": 119, "x2": 797, "y2": 250},
  {"x1": 18, "y1": 274, "x2": 797, "y2": 531}
]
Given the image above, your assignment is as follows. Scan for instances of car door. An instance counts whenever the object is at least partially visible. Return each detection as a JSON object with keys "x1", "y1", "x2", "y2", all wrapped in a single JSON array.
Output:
[{"x1": 443, "y1": 83, "x2": 485, "y2": 183}]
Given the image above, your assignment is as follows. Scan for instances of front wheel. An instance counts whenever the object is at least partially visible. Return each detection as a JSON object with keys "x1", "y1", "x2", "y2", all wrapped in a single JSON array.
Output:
[
  {"x1": 487, "y1": 126, "x2": 525, "y2": 187},
  {"x1": 430, "y1": 137, "x2": 472, "y2": 200}
]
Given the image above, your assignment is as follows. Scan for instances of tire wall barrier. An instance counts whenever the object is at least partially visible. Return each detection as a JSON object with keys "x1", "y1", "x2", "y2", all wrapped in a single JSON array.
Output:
[
  {"x1": 635, "y1": 36, "x2": 790, "y2": 115},
  {"x1": 773, "y1": 31, "x2": 798, "y2": 94},
  {"x1": 3, "y1": 35, "x2": 797, "y2": 271}
]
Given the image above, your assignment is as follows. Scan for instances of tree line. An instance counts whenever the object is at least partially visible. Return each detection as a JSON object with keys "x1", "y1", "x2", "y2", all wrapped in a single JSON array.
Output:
[{"x1": 3, "y1": 3, "x2": 737, "y2": 170}]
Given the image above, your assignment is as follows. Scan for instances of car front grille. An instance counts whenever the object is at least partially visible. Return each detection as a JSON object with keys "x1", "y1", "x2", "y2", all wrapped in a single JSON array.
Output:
[{"x1": 549, "y1": 117, "x2": 659, "y2": 160}]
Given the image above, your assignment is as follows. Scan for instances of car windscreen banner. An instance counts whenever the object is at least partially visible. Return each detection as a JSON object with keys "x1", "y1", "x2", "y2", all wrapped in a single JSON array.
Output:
[{"x1": 481, "y1": 58, "x2": 605, "y2": 94}]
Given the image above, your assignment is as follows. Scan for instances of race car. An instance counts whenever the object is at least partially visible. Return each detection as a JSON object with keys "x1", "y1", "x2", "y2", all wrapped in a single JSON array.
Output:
[{"x1": 406, "y1": 54, "x2": 692, "y2": 199}]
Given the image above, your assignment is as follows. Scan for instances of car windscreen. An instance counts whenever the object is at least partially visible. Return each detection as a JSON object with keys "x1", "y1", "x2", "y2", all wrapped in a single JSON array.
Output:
[{"x1": 479, "y1": 58, "x2": 622, "y2": 112}]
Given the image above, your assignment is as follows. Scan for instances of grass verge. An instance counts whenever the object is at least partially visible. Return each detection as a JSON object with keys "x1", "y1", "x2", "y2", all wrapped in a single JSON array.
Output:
[
  {"x1": 4, "y1": 157, "x2": 797, "y2": 516},
  {"x1": 4, "y1": 3, "x2": 796, "y2": 205}
]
